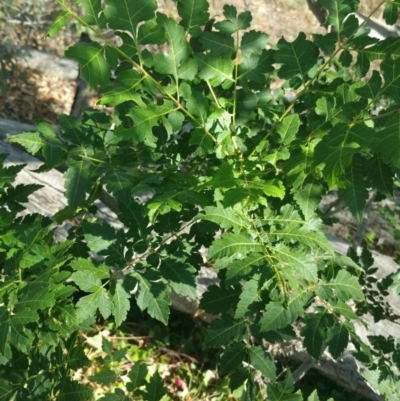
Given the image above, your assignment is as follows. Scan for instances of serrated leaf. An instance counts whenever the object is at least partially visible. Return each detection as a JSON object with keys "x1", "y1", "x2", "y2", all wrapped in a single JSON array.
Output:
[
  {"x1": 373, "y1": 110, "x2": 400, "y2": 168},
  {"x1": 226, "y1": 253, "x2": 265, "y2": 286},
  {"x1": 201, "y1": 204, "x2": 250, "y2": 231},
  {"x1": 176, "y1": 0, "x2": 209, "y2": 34},
  {"x1": 199, "y1": 285, "x2": 241, "y2": 315},
  {"x1": 90, "y1": 370, "x2": 117, "y2": 385},
  {"x1": 0, "y1": 307, "x2": 10, "y2": 355},
  {"x1": 153, "y1": 14, "x2": 189, "y2": 83},
  {"x1": 322, "y1": 270, "x2": 364, "y2": 301},
  {"x1": 64, "y1": 163, "x2": 90, "y2": 208},
  {"x1": 70, "y1": 258, "x2": 110, "y2": 280},
  {"x1": 199, "y1": 32, "x2": 235, "y2": 56},
  {"x1": 71, "y1": 271, "x2": 102, "y2": 292},
  {"x1": 144, "y1": 371, "x2": 167, "y2": 401},
  {"x1": 56, "y1": 379, "x2": 93, "y2": 401},
  {"x1": 276, "y1": 114, "x2": 301, "y2": 145},
  {"x1": 229, "y1": 366, "x2": 251, "y2": 392},
  {"x1": 338, "y1": 156, "x2": 369, "y2": 222},
  {"x1": 195, "y1": 54, "x2": 234, "y2": 87},
  {"x1": 65, "y1": 42, "x2": 111, "y2": 89},
  {"x1": 300, "y1": 312, "x2": 328, "y2": 359},
  {"x1": 367, "y1": 155, "x2": 393, "y2": 197},
  {"x1": 9, "y1": 131, "x2": 44, "y2": 154},
  {"x1": 204, "y1": 315, "x2": 246, "y2": 348},
  {"x1": 99, "y1": 69, "x2": 143, "y2": 107},
  {"x1": 260, "y1": 302, "x2": 291, "y2": 332},
  {"x1": 160, "y1": 259, "x2": 196, "y2": 299},
  {"x1": 234, "y1": 275, "x2": 261, "y2": 318},
  {"x1": 128, "y1": 364, "x2": 148, "y2": 392},
  {"x1": 208, "y1": 232, "x2": 264, "y2": 260},
  {"x1": 248, "y1": 345, "x2": 276, "y2": 380},
  {"x1": 102, "y1": 336, "x2": 113, "y2": 355},
  {"x1": 275, "y1": 33, "x2": 319, "y2": 81},
  {"x1": 219, "y1": 342, "x2": 247, "y2": 375},
  {"x1": 214, "y1": 5, "x2": 252, "y2": 34},
  {"x1": 134, "y1": 270, "x2": 170, "y2": 325},
  {"x1": 241, "y1": 30, "x2": 269, "y2": 58},
  {"x1": 103, "y1": 0, "x2": 157, "y2": 31},
  {"x1": 239, "y1": 49, "x2": 274, "y2": 84},
  {"x1": 293, "y1": 181, "x2": 324, "y2": 220},
  {"x1": 272, "y1": 244, "x2": 318, "y2": 283},
  {"x1": 111, "y1": 280, "x2": 131, "y2": 327},
  {"x1": 327, "y1": 324, "x2": 348, "y2": 359}
]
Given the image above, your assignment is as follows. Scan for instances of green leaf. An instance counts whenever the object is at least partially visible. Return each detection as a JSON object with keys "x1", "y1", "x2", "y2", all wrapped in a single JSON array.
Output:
[
  {"x1": 56, "y1": 379, "x2": 93, "y2": 401},
  {"x1": 71, "y1": 271, "x2": 102, "y2": 292},
  {"x1": 99, "y1": 69, "x2": 143, "y2": 107},
  {"x1": 229, "y1": 366, "x2": 251, "y2": 391},
  {"x1": 214, "y1": 5, "x2": 252, "y2": 34},
  {"x1": 301, "y1": 312, "x2": 328, "y2": 359},
  {"x1": 160, "y1": 259, "x2": 197, "y2": 299},
  {"x1": 208, "y1": 232, "x2": 264, "y2": 260},
  {"x1": 104, "y1": 0, "x2": 157, "y2": 31},
  {"x1": 293, "y1": 181, "x2": 325, "y2": 220},
  {"x1": 367, "y1": 156, "x2": 393, "y2": 197},
  {"x1": 199, "y1": 32, "x2": 235, "y2": 56},
  {"x1": 318, "y1": 0, "x2": 359, "y2": 32},
  {"x1": 134, "y1": 270, "x2": 170, "y2": 325},
  {"x1": 226, "y1": 253, "x2": 265, "y2": 286},
  {"x1": 260, "y1": 302, "x2": 292, "y2": 332},
  {"x1": 200, "y1": 204, "x2": 251, "y2": 231},
  {"x1": 153, "y1": 14, "x2": 189, "y2": 85},
  {"x1": 380, "y1": 56, "x2": 400, "y2": 101},
  {"x1": 70, "y1": 258, "x2": 110, "y2": 280},
  {"x1": 338, "y1": 156, "x2": 369, "y2": 222},
  {"x1": 0, "y1": 307, "x2": 10, "y2": 355},
  {"x1": 327, "y1": 324, "x2": 348, "y2": 359},
  {"x1": 373, "y1": 111, "x2": 400, "y2": 168},
  {"x1": 322, "y1": 270, "x2": 365, "y2": 301},
  {"x1": 78, "y1": 0, "x2": 106, "y2": 27},
  {"x1": 240, "y1": 30, "x2": 269, "y2": 58},
  {"x1": 219, "y1": 342, "x2": 247, "y2": 375},
  {"x1": 46, "y1": 11, "x2": 70, "y2": 37},
  {"x1": 127, "y1": 364, "x2": 148, "y2": 391},
  {"x1": 144, "y1": 371, "x2": 167, "y2": 401},
  {"x1": 65, "y1": 42, "x2": 111, "y2": 89},
  {"x1": 90, "y1": 370, "x2": 117, "y2": 385},
  {"x1": 274, "y1": 32, "x2": 319, "y2": 81},
  {"x1": 195, "y1": 54, "x2": 234, "y2": 87},
  {"x1": 234, "y1": 275, "x2": 261, "y2": 318},
  {"x1": 204, "y1": 315, "x2": 246, "y2": 348},
  {"x1": 0, "y1": 380, "x2": 15, "y2": 401},
  {"x1": 275, "y1": 114, "x2": 301, "y2": 145},
  {"x1": 176, "y1": 0, "x2": 210, "y2": 34},
  {"x1": 383, "y1": 3, "x2": 399, "y2": 25},
  {"x1": 9, "y1": 131, "x2": 44, "y2": 154},
  {"x1": 248, "y1": 345, "x2": 276, "y2": 380},
  {"x1": 272, "y1": 244, "x2": 318, "y2": 283},
  {"x1": 64, "y1": 163, "x2": 91, "y2": 208},
  {"x1": 110, "y1": 280, "x2": 131, "y2": 327},
  {"x1": 199, "y1": 285, "x2": 241, "y2": 315}
]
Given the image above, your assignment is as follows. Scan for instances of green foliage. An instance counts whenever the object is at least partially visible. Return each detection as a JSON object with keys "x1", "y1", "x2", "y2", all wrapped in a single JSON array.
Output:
[{"x1": 2, "y1": 0, "x2": 400, "y2": 399}]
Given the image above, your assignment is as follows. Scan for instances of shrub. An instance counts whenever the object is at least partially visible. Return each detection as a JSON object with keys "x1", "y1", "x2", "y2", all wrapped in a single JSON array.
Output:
[{"x1": 1, "y1": 0, "x2": 400, "y2": 399}]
